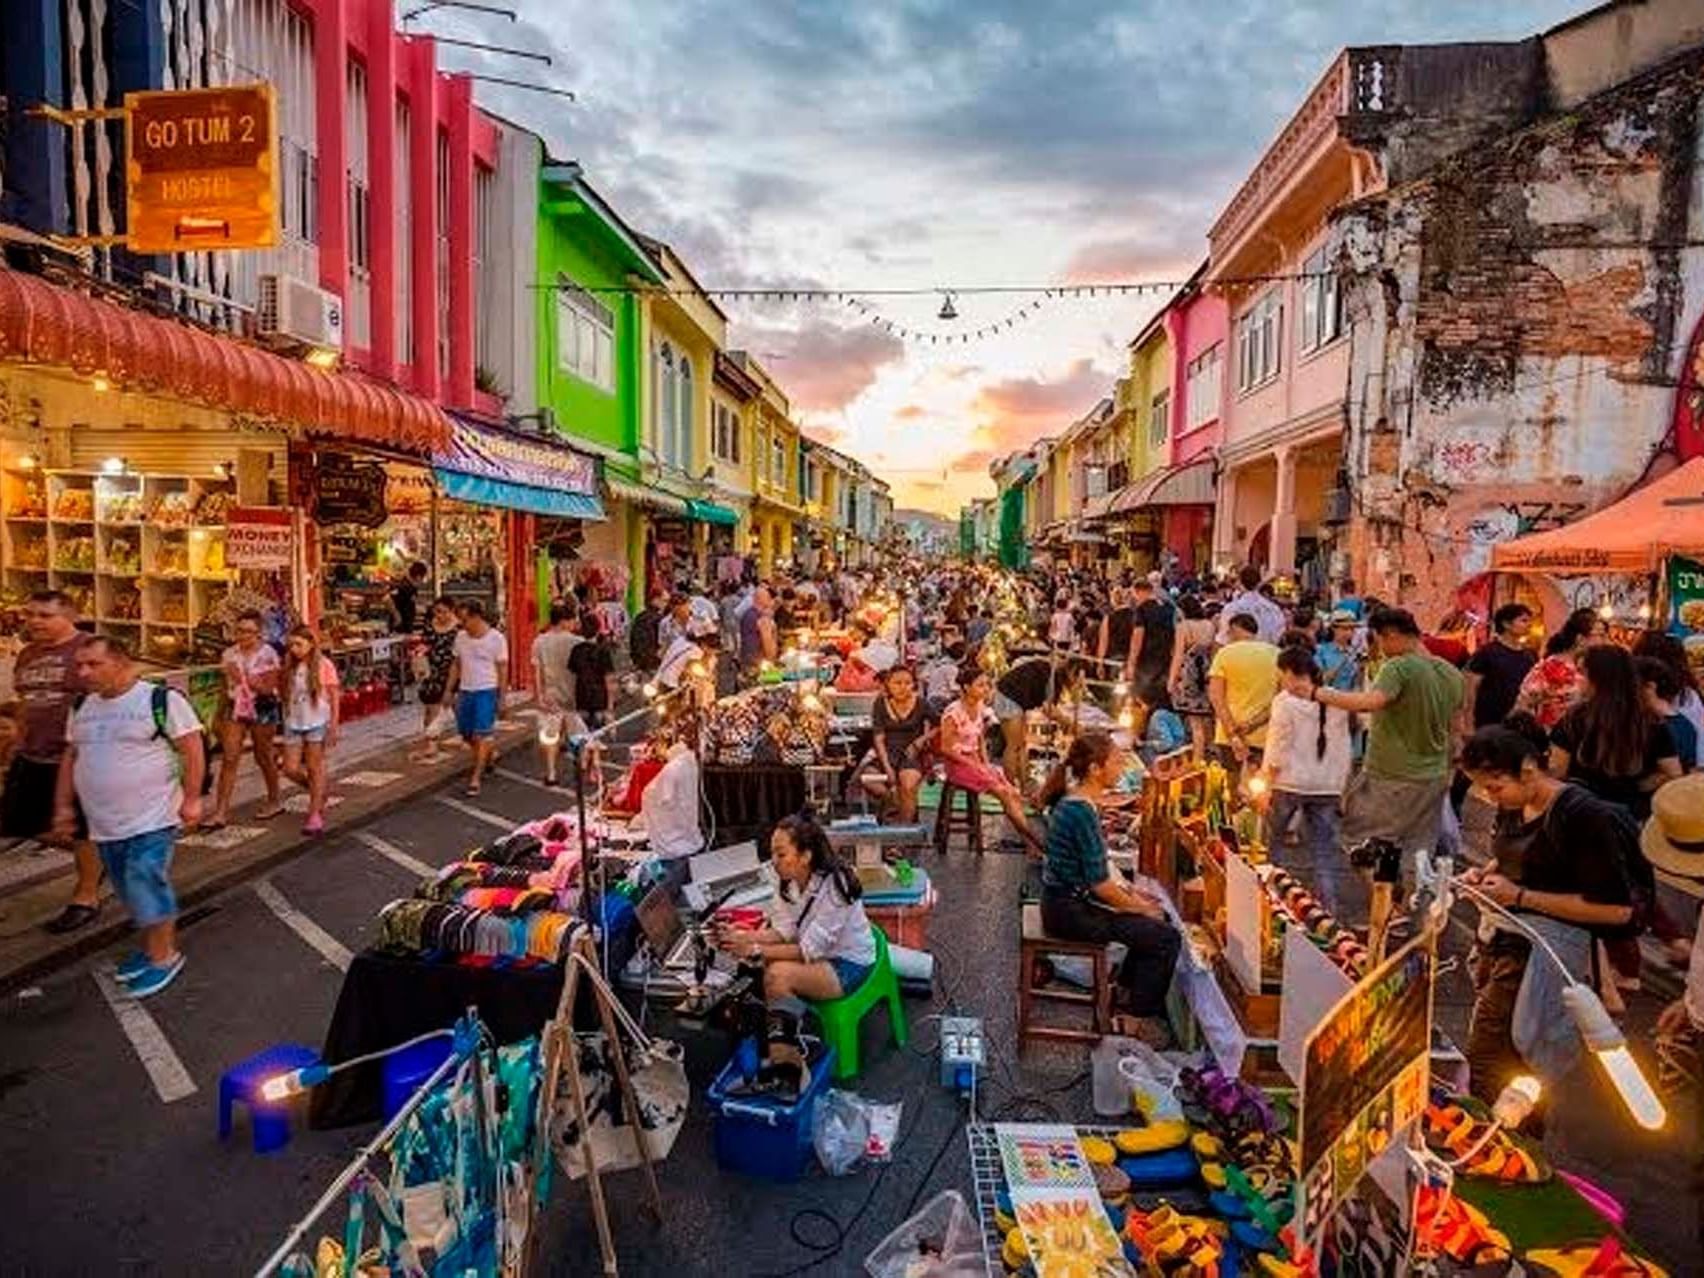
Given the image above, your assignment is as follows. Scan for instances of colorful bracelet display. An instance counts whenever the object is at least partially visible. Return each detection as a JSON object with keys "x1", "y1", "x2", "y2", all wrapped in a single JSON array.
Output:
[{"x1": 1265, "y1": 868, "x2": 1368, "y2": 976}]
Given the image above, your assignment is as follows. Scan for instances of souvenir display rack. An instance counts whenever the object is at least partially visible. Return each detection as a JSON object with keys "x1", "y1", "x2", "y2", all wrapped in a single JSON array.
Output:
[{"x1": 1, "y1": 466, "x2": 235, "y2": 664}]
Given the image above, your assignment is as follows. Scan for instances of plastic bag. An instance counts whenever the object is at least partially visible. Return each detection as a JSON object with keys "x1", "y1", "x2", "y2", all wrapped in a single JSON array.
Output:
[
  {"x1": 813, "y1": 1090, "x2": 903, "y2": 1175},
  {"x1": 864, "y1": 1190, "x2": 984, "y2": 1278}
]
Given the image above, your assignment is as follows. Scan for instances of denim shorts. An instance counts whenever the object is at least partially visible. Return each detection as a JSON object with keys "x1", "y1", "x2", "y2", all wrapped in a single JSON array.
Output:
[
  {"x1": 97, "y1": 826, "x2": 179, "y2": 927},
  {"x1": 456, "y1": 687, "x2": 499, "y2": 738},
  {"x1": 283, "y1": 724, "x2": 328, "y2": 745},
  {"x1": 829, "y1": 957, "x2": 873, "y2": 996}
]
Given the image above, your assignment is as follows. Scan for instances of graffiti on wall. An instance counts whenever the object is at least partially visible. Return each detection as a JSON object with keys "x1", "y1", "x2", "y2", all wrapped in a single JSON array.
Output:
[
  {"x1": 1429, "y1": 426, "x2": 1510, "y2": 487},
  {"x1": 1458, "y1": 501, "x2": 1588, "y2": 576}
]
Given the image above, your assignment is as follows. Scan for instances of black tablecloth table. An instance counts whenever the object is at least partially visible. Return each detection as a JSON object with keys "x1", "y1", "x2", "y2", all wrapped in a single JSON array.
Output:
[
  {"x1": 699, "y1": 765, "x2": 809, "y2": 845},
  {"x1": 310, "y1": 949, "x2": 568, "y2": 1128}
]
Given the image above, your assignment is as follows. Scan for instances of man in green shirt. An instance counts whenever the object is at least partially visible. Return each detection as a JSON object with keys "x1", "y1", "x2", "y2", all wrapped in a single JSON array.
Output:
[{"x1": 1314, "y1": 607, "x2": 1465, "y2": 862}]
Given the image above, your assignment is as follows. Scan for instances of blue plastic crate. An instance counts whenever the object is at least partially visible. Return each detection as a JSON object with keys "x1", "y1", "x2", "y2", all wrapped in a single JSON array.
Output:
[{"x1": 706, "y1": 1042, "x2": 837, "y2": 1181}]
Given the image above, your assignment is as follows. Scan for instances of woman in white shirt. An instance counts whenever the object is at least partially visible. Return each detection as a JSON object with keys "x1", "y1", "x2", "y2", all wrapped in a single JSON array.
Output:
[
  {"x1": 278, "y1": 626, "x2": 341, "y2": 835},
  {"x1": 1257, "y1": 646, "x2": 1352, "y2": 864},
  {"x1": 717, "y1": 812, "x2": 877, "y2": 1003}
]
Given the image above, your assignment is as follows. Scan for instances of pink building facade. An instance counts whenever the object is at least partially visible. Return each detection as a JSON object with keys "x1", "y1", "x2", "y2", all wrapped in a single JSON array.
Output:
[{"x1": 1159, "y1": 271, "x2": 1227, "y2": 573}]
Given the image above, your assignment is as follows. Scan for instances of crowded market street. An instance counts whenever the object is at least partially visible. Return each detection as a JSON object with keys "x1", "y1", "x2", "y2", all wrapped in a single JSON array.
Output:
[{"x1": 5, "y1": 0, "x2": 1704, "y2": 1275}]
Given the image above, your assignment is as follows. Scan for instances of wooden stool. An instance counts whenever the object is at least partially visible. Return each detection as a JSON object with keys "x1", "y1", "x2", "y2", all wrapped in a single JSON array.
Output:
[
  {"x1": 932, "y1": 781, "x2": 985, "y2": 856},
  {"x1": 1017, "y1": 902, "x2": 1110, "y2": 1048}
]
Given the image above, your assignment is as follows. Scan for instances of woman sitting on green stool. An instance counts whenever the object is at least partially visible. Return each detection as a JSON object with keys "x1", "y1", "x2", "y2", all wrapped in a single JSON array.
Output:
[{"x1": 717, "y1": 812, "x2": 876, "y2": 1003}]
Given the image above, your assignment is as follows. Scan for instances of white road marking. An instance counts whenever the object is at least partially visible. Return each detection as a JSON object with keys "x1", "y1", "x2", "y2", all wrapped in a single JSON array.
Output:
[
  {"x1": 340, "y1": 770, "x2": 404, "y2": 789},
  {"x1": 434, "y1": 795, "x2": 519, "y2": 831},
  {"x1": 351, "y1": 830, "x2": 437, "y2": 879},
  {"x1": 92, "y1": 970, "x2": 197, "y2": 1104},
  {"x1": 492, "y1": 766, "x2": 563, "y2": 795},
  {"x1": 253, "y1": 880, "x2": 352, "y2": 971}
]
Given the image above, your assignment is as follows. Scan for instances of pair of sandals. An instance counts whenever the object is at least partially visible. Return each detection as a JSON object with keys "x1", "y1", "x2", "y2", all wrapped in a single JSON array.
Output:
[
  {"x1": 1424, "y1": 1102, "x2": 1551, "y2": 1184},
  {"x1": 200, "y1": 801, "x2": 285, "y2": 832},
  {"x1": 1527, "y1": 1239, "x2": 1670, "y2": 1278},
  {"x1": 1175, "y1": 1064, "x2": 1281, "y2": 1142}
]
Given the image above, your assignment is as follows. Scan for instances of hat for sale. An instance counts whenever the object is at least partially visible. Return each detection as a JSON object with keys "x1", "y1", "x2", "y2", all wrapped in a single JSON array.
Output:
[
  {"x1": 1641, "y1": 773, "x2": 1704, "y2": 881},
  {"x1": 1329, "y1": 608, "x2": 1358, "y2": 626}
]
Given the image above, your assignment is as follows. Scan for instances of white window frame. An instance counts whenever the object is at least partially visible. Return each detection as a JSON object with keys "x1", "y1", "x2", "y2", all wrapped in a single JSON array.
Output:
[
  {"x1": 1186, "y1": 344, "x2": 1222, "y2": 430},
  {"x1": 345, "y1": 58, "x2": 371, "y2": 350},
  {"x1": 1236, "y1": 291, "x2": 1282, "y2": 393},
  {"x1": 1298, "y1": 248, "x2": 1342, "y2": 354},
  {"x1": 713, "y1": 401, "x2": 742, "y2": 464},
  {"x1": 676, "y1": 356, "x2": 694, "y2": 472},
  {"x1": 1149, "y1": 391, "x2": 1170, "y2": 450},
  {"x1": 556, "y1": 278, "x2": 616, "y2": 393}
]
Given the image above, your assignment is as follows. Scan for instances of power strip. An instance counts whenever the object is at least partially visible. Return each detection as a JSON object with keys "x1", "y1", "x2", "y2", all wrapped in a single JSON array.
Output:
[{"x1": 940, "y1": 1015, "x2": 985, "y2": 1093}]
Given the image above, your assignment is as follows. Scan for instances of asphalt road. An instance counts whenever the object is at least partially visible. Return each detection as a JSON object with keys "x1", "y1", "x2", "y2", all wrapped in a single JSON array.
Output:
[{"x1": 1, "y1": 774, "x2": 1699, "y2": 1275}]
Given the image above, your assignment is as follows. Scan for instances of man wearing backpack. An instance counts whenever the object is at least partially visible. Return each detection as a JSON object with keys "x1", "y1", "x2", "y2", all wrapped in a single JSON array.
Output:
[{"x1": 53, "y1": 635, "x2": 205, "y2": 999}]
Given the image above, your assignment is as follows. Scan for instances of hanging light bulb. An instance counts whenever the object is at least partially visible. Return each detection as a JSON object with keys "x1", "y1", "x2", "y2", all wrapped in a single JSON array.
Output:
[
  {"x1": 1638, "y1": 602, "x2": 1653, "y2": 622},
  {"x1": 937, "y1": 292, "x2": 958, "y2": 321},
  {"x1": 1561, "y1": 986, "x2": 1666, "y2": 1130},
  {"x1": 1598, "y1": 601, "x2": 1615, "y2": 622}
]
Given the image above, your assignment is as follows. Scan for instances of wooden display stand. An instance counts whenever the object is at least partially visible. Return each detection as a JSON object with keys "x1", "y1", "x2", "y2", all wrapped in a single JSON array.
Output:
[{"x1": 525, "y1": 932, "x2": 662, "y2": 1278}]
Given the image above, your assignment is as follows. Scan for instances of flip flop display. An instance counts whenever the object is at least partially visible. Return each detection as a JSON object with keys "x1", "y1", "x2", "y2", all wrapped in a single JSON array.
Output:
[
  {"x1": 1413, "y1": 1186, "x2": 1513, "y2": 1267},
  {"x1": 1424, "y1": 1102, "x2": 1552, "y2": 1184},
  {"x1": 1526, "y1": 1238, "x2": 1670, "y2": 1278},
  {"x1": 1266, "y1": 870, "x2": 1369, "y2": 977}
]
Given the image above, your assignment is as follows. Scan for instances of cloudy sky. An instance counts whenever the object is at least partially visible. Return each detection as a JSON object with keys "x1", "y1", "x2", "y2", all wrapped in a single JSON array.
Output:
[{"x1": 435, "y1": 0, "x2": 1585, "y2": 514}]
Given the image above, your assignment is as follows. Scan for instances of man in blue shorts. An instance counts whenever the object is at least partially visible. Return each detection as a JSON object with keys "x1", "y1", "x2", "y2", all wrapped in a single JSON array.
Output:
[{"x1": 447, "y1": 600, "x2": 508, "y2": 796}]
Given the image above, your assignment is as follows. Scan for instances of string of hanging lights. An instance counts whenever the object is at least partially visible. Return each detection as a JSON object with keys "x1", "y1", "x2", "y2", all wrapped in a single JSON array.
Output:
[{"x1": 842, "y1": 293, "x2": 1053, "y2": 345}]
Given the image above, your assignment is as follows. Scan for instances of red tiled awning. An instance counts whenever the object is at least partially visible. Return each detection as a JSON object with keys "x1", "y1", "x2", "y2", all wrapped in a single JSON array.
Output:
[{"x1": 0, "y1": 268, "x2": 448, "y2": 456}]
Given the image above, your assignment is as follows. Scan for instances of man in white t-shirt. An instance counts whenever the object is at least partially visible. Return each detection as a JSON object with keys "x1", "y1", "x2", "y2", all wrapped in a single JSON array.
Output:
[
  {"x1": 448, "y1": 600, "x2": 508, "y2": 796},
  {"x1": 530, "y1": 603, "x2": 584, "y2": 787},
  {"x1": 54, "y1": 635, "x2": 205, "y2": 999}
]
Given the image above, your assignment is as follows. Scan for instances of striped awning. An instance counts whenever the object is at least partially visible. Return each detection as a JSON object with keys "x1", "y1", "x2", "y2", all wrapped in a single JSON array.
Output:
[
  {"x1": 1109, "y1": 458, "x2": 1215, "y2": 515},
  {"x1": 604, "y1": 475, "x2": 689, "y2": 516}
]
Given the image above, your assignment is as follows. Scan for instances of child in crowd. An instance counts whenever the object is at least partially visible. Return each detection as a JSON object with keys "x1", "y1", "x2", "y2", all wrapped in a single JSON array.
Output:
[{"x1": 1258, "y1": 646, "x2": 1352, "y2": 867}]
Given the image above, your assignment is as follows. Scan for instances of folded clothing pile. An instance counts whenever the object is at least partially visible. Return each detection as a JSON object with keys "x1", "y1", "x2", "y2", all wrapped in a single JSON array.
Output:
[{"x1": 376, "y1": 898, "x2": 577, "y2": 964}]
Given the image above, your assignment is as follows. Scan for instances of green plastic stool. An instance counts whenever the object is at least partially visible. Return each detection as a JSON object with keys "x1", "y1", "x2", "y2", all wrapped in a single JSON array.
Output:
[{"x1": 808, "y1": 926, "x2": 909, "y2": 1080}]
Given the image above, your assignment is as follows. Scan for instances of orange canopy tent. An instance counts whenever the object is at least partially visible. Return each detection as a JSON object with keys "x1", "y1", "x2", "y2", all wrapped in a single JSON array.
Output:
[{"x1": 1491, "y1": 457, "x2": 1704, "y2": 574}]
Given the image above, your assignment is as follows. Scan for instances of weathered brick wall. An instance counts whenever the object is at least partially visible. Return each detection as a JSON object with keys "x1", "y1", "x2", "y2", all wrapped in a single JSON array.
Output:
[{"x1": 1334, "y1": 46, "x2": 1704, "y2": 624}]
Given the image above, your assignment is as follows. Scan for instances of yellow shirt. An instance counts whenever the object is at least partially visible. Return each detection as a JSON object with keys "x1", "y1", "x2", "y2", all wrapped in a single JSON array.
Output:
[{"x1": 1208, "y1": 640, "x2": 1280, "y2": 747}]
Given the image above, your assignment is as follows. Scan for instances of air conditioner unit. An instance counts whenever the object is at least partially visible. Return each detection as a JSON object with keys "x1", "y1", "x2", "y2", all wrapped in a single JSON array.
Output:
[{"x1": 257, "y1": 273, "x2": 345, "y2": 350}]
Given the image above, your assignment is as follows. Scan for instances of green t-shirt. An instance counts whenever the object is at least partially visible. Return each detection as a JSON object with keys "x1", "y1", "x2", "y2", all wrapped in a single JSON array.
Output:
[{"x1": 1365, "y1": 652, "x2": 1465, "y2": 781}]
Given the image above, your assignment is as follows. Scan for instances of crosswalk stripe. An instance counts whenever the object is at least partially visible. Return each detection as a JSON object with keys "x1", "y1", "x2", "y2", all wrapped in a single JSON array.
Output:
[
  {"x1": 433, "y1": 794, "x2": 519, "y2": 831},
  {"x1": 253, "y1": 880, "x2": 352, "y2": 971},
  {"x1": 92, "y1": 970, "x2": 197, "y2": 1104},
  {"x1": 351, "y1": 830, "x2": 437, "y2": 879},
  {"x1": 491, "y1": 766, "x2": 562, "y2": 795}
]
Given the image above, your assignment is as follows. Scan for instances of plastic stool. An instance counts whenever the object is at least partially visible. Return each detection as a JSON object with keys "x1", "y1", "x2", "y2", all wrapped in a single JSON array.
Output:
[
  {"x1": 219, "y1": 1043, "x2": 320, "y2": 1154},
  {"x1": 806, "y1": 927, "x2": 908, "y2": 1080},
  {"x1": 381, "y1": 1035, "x2": 456, "y2": 1120}
]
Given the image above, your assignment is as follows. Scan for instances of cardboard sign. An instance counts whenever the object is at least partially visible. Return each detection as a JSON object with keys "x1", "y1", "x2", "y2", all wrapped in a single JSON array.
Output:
[
  {"x1": 315, "y1": 455, "x2": 388, "y2": 529},
  {"x1": 1297, "y1": 938, "x2": 1433, "y2": 1245},
  {"x1": 225, "y1": 507, "x2": 293, "y2": 569},
  {"x1": 126, "y1": 84, "x2": 277, "y2": 253}
]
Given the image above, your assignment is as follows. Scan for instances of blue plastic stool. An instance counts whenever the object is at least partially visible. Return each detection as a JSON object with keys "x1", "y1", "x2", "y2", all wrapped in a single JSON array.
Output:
[
  {"x1": 382, "y1": 1036, "x2": 456, "y2": 1121},
  {"x1": 219, "y1": 1043, "x2": 320, "y2": 1154}
]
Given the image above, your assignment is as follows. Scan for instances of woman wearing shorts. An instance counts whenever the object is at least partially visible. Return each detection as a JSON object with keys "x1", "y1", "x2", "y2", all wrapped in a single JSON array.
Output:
[
  {"x1": 279, "y1": 626, "x2": 340, "y2": 835},
  {"x1": 413, "y1": 596, "x2": 459, "y2": 761},
  {"x1": 208, "y1": 610, "x2": 283, "y2": 828}
]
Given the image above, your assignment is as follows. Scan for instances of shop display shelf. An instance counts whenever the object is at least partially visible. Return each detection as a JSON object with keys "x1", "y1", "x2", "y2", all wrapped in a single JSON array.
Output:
[
  {"x1": 49, "y1": 517, "x2": 94, "y2": 525},
  {"x1": 52, "y1": 566, "x2": 94, "y2": 575},
  {"x1": 192, "y1": 574, "x2": 235, "y2": 584},
  {"x1": 7, "y1": 565, "x2": 49, "y2": 574},
  {"x1": 97, "y1": 617, "x2": 141, "y2": 628},
  {"x1": 144, "y1": 571, "x2": 189, "y2": 580},
  {"x1": 6, "y1": 515, "x2": 46, "y2": 523}
]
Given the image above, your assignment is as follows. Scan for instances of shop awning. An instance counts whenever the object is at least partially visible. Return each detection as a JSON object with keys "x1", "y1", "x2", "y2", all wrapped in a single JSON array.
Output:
[
  {"x1": 1109, "y1": 458, "x2": 1215, "y2": 515},
  {"x1": 1082, "y1": 492, "x2": 1116, "y2": 522},
  {"x1": 687, "y1": 499, "x2": 739, "y2": 527},
  {"x1": 605, "y1": 475, "x2": 690, "y2": 516},
  {"x1": 435, "y1": 468, "x2": 605, "y2": 519},
  {"x1": 0, "y1": 267, "x2": 449, "y2": 455},
  {"x1": 434, "y1": 412, "x2": 603, "y2": 519},
  {"x1": 1491, "y1": 456, "x2": 1704, "y2": 574}
]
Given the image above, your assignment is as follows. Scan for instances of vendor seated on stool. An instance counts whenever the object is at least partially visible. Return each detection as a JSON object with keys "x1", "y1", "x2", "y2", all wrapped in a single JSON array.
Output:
[
  {"x1": 716, "y1": 812, "x2": 876, "y2": 1006},
  {"x1": 942, "y1": 666, "x2": 1046, "y2": 856},
  {"x1": 1039, "y1": 731, "x2": 1181, "y2": 1047}
]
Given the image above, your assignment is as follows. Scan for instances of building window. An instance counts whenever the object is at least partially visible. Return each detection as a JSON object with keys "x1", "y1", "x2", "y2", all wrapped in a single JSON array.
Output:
[
  {"x1": 436, "y1": 130, "x2": 451, "y2": 381},
  {"x1": 1149, "y1": 391, "x2": 1170, "y2": 451},
  {"x1": 395, "y1": 99, "x2": 412, "y2": 365},
  {"x1": 1185, "y1": 344, "x2": 1222, "y2": 430},
  {"x1": 1107, "y1": 460, "x2": 1129, "y2": 491},
  {"x1": 676, "y1": 357, "x2": 694, "y2": 472},
  {"x1": 1236, "y1": 291, "x2": 1282, "y2": 393},
  {"x1": 713, "y1": 401, "x2": 741, "y2": 464},
  {"x1": 344, "y1": 58, "x2": 370, "y2": 350},
  {"x1": 474, "y1": 164, "x2": 495, "y2": 379},
  {"x1": 655, "y1": 342, "x2": 679, "y2": 465},
  {"x1": 556, "y1": 279, "x2": 615, "y2": 392},
  {"x1": 771, "y1": 436, "x2": 786, "y2": 488},
  {"x1": 1298, "y1": 248, "x2": 1343, "y2": 353}
]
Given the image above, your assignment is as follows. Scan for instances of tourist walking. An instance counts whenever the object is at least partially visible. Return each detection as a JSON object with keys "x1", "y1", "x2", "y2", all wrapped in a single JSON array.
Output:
[
  {"x1": 531, "y1": 603, "x2": 584, "y2": 787},
  {"x1": 208, "y1": 609, "x2": 283, "y2": 828},
  {"x1": 1259, "y1": 646, "x2": 1352, "y2": 877},
  {"x1": 567, "y1": 611, "x2": 617, "y2": 729},
  {"x1": 1216, "y1": 565, "x2": 1286, "y2": 645},
  {"x1": 1168, "y1": 596, "x2": 1219, "y2": 760},
  {"x1": 55, "y1": 636, "x2": 204, "y2": 998},
  {"x1": 447, "y1": 600, "x2": 508, "y2": 797},
  {"x1": 1207, "y1": 612, "x2": 1279, "y2": 772},
  {"x1": 1317, "y1": 607, "x2": 1464, "y2": 867},
  {"x1": 1450, "y1": 602, "x2": 1536, "y2": 812},
  {"x1": 1124, "y1": 575, "x2": 1176, "y2": 702},
  {"x1": 279, "y1": 626, "x2": 340, "y2": 833},
  {"x1": 413, "y1": 597, "x2": 461, "y2": 761},
  {"x1": 10, "y1": 591, "x2": 99, "y2": 934}
]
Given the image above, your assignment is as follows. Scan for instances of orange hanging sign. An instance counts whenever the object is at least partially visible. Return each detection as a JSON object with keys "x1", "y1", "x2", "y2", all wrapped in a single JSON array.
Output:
[{"x1": 125, "y1": 83, "x2": 277, "y2": 253}]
